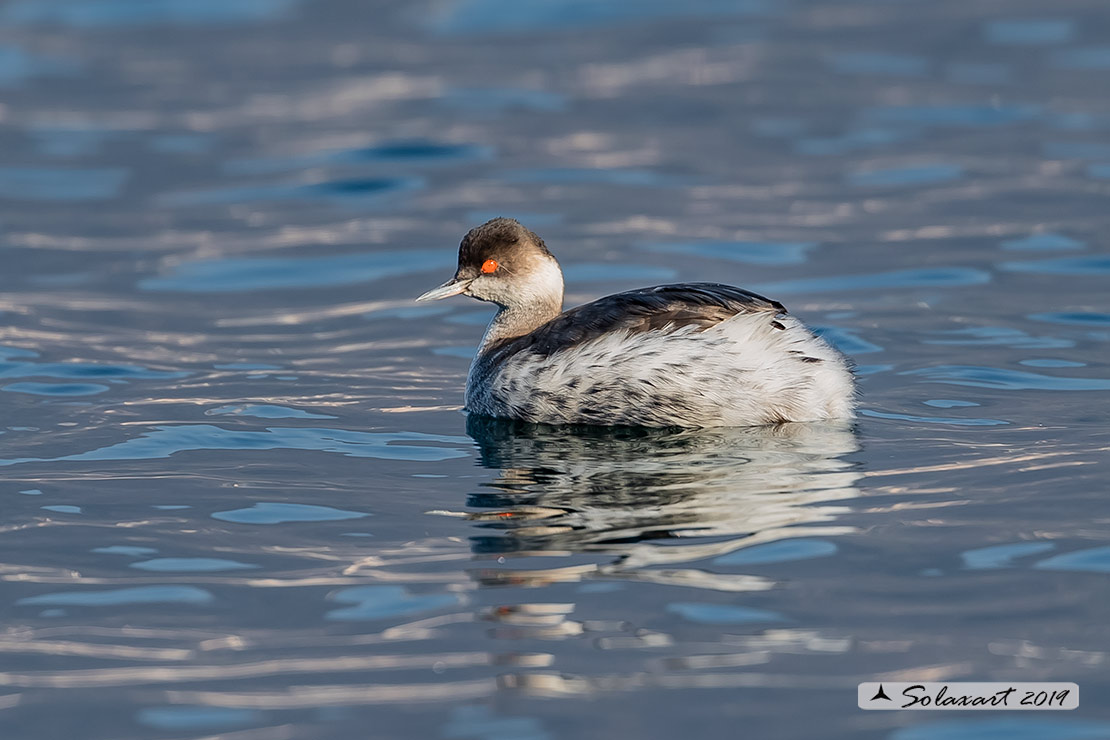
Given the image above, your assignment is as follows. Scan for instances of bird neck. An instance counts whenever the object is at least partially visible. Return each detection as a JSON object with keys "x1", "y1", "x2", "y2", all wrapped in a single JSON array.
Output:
[
  {"x1": 479, "y1": 302, "x2": 559, "y2": 349},
  {"x1": 477, "y1": 258, "x2": 564, "y2": 351}
]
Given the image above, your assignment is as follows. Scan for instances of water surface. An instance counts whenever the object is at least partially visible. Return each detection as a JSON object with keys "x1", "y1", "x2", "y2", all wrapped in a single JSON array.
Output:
[{"x1": 1, "y1": 0, "x2": 1109, "y2": 739}]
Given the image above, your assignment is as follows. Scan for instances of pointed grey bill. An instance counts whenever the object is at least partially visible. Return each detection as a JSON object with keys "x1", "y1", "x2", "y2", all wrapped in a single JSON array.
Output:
[{"x1": 416, "y1": 277, "x2": 473, "y2": 302}]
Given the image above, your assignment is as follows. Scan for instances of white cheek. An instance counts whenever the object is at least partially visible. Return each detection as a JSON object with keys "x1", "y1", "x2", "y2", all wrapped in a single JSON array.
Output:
[
  {"x1": 472, "y1": 258, "x2": 563, "y2": 307},
  {"x1": 513, "y1": 258, "x2": 563, "y2": 306}
]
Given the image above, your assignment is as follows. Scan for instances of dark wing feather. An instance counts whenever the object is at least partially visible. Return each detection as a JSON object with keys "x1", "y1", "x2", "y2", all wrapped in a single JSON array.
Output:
[{"x1": 490, "y1": 282, "x2": 786, "y2": 359}]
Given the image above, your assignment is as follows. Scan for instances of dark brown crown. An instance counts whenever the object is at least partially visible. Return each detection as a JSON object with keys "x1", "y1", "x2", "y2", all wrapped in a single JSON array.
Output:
[{"x1": 456, "y1": 217, "x2": 553, "y2": 277}]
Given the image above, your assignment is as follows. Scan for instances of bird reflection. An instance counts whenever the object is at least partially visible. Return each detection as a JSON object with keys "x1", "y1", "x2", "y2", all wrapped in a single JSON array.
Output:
[{"x1": 463, "y1": 415, "x2": 862, "y2": 591}]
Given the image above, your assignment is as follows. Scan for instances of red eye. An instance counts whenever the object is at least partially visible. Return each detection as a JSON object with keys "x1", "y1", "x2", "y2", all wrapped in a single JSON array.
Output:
[{"x1": 481, "y1": 259, "x2": 499, "y2": 274}]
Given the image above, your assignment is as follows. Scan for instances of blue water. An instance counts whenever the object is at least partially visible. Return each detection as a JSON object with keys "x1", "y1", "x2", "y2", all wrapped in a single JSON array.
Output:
[
  {"x1": 1, "y1": 0, "x2": 1108, "y2": 739},
  {"x1": 0, "y1": 166, "x2": 128, "y2": 200},
  {"x1": 211, "y1": 502, "x2": 371, "y2": 524}
]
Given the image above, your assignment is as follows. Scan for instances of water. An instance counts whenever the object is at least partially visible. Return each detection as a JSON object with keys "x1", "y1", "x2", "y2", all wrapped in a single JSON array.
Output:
[{"x1": 1, "y1": 0, "x2": 1108, "y2": 738}]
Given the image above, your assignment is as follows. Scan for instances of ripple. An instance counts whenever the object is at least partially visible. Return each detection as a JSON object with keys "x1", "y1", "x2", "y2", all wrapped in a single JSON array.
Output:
[
  {"x1": 892, "y1": 718, "x2": 1110, "y2": 740},
  {"x1": 922, "y1": 326, "x2": 1073, "y2": 350},
  {"x1": 751, "y1": 117, "x2": 806, "y2": 137},
  {"x1": 137, "y1": 707, "x2": 264, "y2": 732},
  {"x1": 466, "y1": 211, "x2": 564, "y2": 226},
  {"x1": 29, "y1": 126, "x2": 115, "y2": 157},
  {"x1": 157, "y1": 176, "x2": 420, "y2": 208},
  {"x1": 433, "y1": 346, "x2": 478, "y2": 359},
  {"x1": 17, "y1": 585, "x2": 214, "y2": 607},
  {"x1": 640, "y1": 240, "x2": 816, "y2": 266},
  {"x1": 863, "y1": 104, "x2": 1040, "y2": 128},
  {"x1": 441, "y1": 87, "x2": 567, "y2": 114},
  {"x1": 448, "y1": 311, "x2": 499, "y2": 332},
  {"x1": 0, "y1": 346, "x2": 37, "y2": 359},
  {"x1": 757, "y1": 267, "x2": 990, "y2": 295},
  {"x1": 141, "y1": 249, "x2": 453, "y2": 292},
  {"x1": 326, "y1": 585, "x2": 459, "y2": 621},
  {"x1": 828, "y1": 52, "x2": 928, "y2": 78},
  {"x1": 923, "y1": 399, "x2": 979, "y2": 408},
  {"x1": 795, "y1": 128, "x2": 911, "y2": 156},
  {"x1": 848, "y1": 164, "x2": 963, "y2": 187},
  {"x1": 1, "y1": 0, "x2": 298, "y2": 27},
  {"x1": 1046, "y1": 111, "x2": 1108, "y2": 131},
  {"x1": 1042, "y1": 140, "x2": 1110, "y2": 160},
  {"x1": 333, "y1": 140, "x2": 488, "y2": 163},
  {"x1": 427, "y1": 0, "x2": 770, "y2": 34},
  {"x1": 945, "y1": 62, "x2": 1010, "y2": 85},
  {"x1": 1029, "y1": 312, "x2": 1110, "y2": 327},
  {"x1": 860, "y1": 409, "x2": 1008, "y2": 426},
  {"x1": 42, "y1": 505, "x2": 81, "y2": 513},
  {"x1": 1001, "y1": 255, "x2": 1110, "y2": 275},
  {"x1": 442, "y1": 309, "x2": 493, "y2": 326},
  {"x1": 2, "y1": 382, "x2": 110, "y2": 395},
  {"x1": 225, "y1": 140, "x2": 490, "y2": 176},
  {"x1": 443, "y1": 707, "x2": 548, "y2": 740},
  {"x1": 1020, "y1": 358, "x2": 1086, "y2": 368},
  {"x1": 903, "y1": 365, "x2": 1110, "y2": 391},
  {"x1": 148, "y1": 134, "x2": 212, "y2": 154},
  {"x1": 92, "y1": 546, "x2": 159, "y2": 556},
  {"x1": 715, "y1": 539, "x2": 837, "y2": 565},
  {"x1": 0, "y1": 357, "x2": 185, "y2": 380},
  {"x1": 312, "y1": 177, "x2": 422, "y2": 197},
  {"x1": 563, "y1": 263, "x2": 677, "y2": 282},
  {"x1": 666, "y1": 603, "x2": 786, "y2": 625},
  {"x1": 1050, "y1": 46, "x2": 1110, "y2": 70},
  {"x1": 961, "y1": 542, "x2": 1055, "y2": 570},
  {"x1": 27, "y1": 272, "x2": 93, "y2": 287},
  {"x1": 0, "y1": 45, "x2": 79, "y2": 87},
  {"x1": 1035, "y1": 546, "x2": 1110, "y2": 574},
  {"x1": 1000, "y1": 233, "x2": 1085, "y2": 251},
  {"x1": 205, "y1": 404, "x2": 337, "y2": 420},
  {"x1": 503, "y1": 168, "x2": 690, "y2": 186},
  {"x1": 812, "y1": 327, "x2": 883, "y2": 355},
  {"x1": 131, "y1": 558, "x2": 258, "y2": 572},
  {"x1": 367, "y1": 305, "x2": 453, "y2": 322},
  {"x1": 984, "y1": 19, "x2": 1075, "y2": 45},
  {"x1": 0, "y1": 166, "x2": 127, "y2": 201},
  {"x1": 213, "y1": 363, "x2": 282, "y2": 370},
  {"x1": 212, "y1": 502, "x2": 369, "y2": 524},
  {"x1": 0, "y1": 425, "x2": 472, "y2": 466}
]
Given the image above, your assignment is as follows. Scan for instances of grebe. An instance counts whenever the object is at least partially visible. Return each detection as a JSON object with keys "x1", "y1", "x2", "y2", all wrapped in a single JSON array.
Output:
[{"x1": 417, "y1": 218, "x2": 855, "y2": 427}]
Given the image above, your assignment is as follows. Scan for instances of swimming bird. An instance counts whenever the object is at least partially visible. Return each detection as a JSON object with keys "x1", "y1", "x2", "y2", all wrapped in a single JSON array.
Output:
[{"x1": 417, "y1": 218, "x2": 855, "y2": 427}]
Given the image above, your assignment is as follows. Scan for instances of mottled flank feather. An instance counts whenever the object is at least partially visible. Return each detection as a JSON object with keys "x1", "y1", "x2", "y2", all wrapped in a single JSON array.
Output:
[{"x1": 466, "y1": 283, "x2": 855, "y2": 428}]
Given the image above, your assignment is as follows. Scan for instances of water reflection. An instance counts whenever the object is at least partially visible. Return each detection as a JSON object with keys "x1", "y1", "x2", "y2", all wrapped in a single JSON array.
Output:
[{"x1": 463, "y1": 416, "x2": 861, "y2": 590}]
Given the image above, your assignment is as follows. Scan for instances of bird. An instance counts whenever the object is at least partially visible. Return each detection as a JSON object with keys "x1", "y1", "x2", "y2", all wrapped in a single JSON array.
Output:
[{"x1": 417, "y1": 217, "x2": 855, "y2": 427}]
